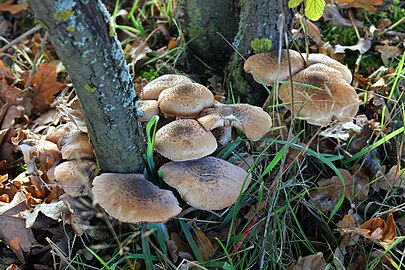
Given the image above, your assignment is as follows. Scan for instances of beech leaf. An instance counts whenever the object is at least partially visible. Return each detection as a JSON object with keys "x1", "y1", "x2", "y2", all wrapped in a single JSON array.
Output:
[
  {"x1": 288, "y1": 0, "x2": 304, "y2": 8},
  {"x1": 305, "y1": 0, "x2": 325, "y2": 21}
]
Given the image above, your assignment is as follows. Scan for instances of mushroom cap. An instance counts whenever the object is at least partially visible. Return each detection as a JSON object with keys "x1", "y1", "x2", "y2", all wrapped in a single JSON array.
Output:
[
  {"x1": 158, "y1": 83, "x2": 215, "y2": 118},
  {"x1": 137, "y1": 100, "x2": 160, "y2": 122},
  {"x1": 160, "y1": 156, "x2": 252, "y2": 210},
  {"x1": 58, "y1": 131, "x2": 95, "y2": 160},
  {"x1": 198, "y1": 103, "x2": 272, "y2": 141},
  {"x1": 244, "y1": 49, "x2": 305, "y2": 84},
  {"x1": 92, "y1": 173, "x2": 181, "y2": 223},
  {"x1": 154, "y1": 119, "x2": 217, "y2": 161},
  {"x1": 45, "y1": 122, "x2": 78, "y2": 144},
  {"x1": 141, "y1": 74, "x2": 192, "y2": 100},
  {"x1": 303, "y1": 53, "x2": 352, "y2": 83},
  {"x1": 54, "y1": 160, "x2": 98, "y2": 196},
  {"x1": 279, "y1": 63, "x2": 359, "y2": 126}
]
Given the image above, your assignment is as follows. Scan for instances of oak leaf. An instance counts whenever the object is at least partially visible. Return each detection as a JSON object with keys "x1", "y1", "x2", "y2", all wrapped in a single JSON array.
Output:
[
  {"x1": 0, "y1": 0, "x2": 27, "y2": 15},
  {"x1": 335, "y1": 0, "x2": 383, "y2": 13}
]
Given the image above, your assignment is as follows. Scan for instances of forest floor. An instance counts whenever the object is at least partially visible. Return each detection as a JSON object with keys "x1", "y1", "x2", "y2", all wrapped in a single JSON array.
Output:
[{"x1": 0, "y1": 0, "x2": 405, "y2": 269}]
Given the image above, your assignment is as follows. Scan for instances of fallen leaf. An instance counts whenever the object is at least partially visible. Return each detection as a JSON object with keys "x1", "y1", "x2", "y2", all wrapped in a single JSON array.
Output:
[
  {"x1": 310, "y1": 169, "x2": 369, "y2": 212},
  {"x1": 375, "y1": 44, "x2": 402, "y2": 66},
  {"x1": 335, "y1": 38, "x2": 372, "y2": 55},
  {"x1": 373, "y1": 165, "x2": 405, "y2": 191},
  {"x1": 24, "y1": 63, "x2": 66, "y2": 114},
  {"x1": 25, "y1": 201, "x2": 68, "y2": 228},
  {"x1": 322, "y1": 4, "x2": 363, "y2": 27},
  {"x1": 0, "y1": 0, "x2": 27, "y2": 15},
  {"x1": 0, "y1": 60, "x2": 15, "y2": 80},
  {"x1": 320, "y1": 121, "x2": 362, "y2": 141},
  {"x1": 287, "y1": 252, "x2": 326, "y2": 270},
  {"x1": 192, "y1": 225, "x2": 215, "y2": 261},
  {"x1": 335, "y1": 0, "x2": 383, "y2": 13}
]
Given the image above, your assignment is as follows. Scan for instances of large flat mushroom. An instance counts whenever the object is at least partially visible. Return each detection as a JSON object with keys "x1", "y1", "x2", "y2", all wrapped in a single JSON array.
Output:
[
  {"x1": 244, "y1": 49, "x2": 305, "y2": 84},
  {"x1": 154, "y1": 119, "x2": 217, "y2": 161},
  {"x1": 197, "y1": 103, "x2": 272, "y2": 142},
  {"x1": 141, "y1": 74, "x2": 192, "y2": 100},
  {"x1": 92, "y1": 173, "x2": 181, "y2": 223},
  {"x1": 157, "y1": 83, "x2": 215, "y2": 118},
  {"x1": 302, "y1": 53, "x2": 352, "y2": 83},
  {"x1": 160, "y1": 157, "x2": 252, "y2": 210},
  {"x1": 279, "y1": 63, "x2": 359, "y2": 126}
]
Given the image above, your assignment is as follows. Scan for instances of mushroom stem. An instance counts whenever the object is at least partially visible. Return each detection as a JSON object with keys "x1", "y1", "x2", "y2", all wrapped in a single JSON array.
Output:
[{"x1": 218, "y1": 126, "x2": 233, "y2": 145}]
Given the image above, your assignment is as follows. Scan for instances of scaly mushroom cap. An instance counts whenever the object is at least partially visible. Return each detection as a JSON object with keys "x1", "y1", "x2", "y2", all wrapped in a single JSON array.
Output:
[
  {"x1": 160, "y1": 157, "x2": 252, "y2": 210},
  {"x1": 302, "y1": 53, "x2": 352, "y2": 83},
  {"x1": 141, "y1": 74, "x2": 192, "y2": 100},
  {"x1": 158, "y1": 83, "x2": 215, "y2": 118},
  {"x1": 92, "y1": 173, "x2": 182, "y2": 223},
  {"x1": 198, "y1": 104, "x2": 272, "y2": 141},
  {"x1": 54, "y1": 160, "x2": 98, "y2": 196},
  {"x1": 58, "y1": 131, "x2": 95, "y2": 160},
  {"x1": 154, "y1": 119, "x2": 217, "y2": 161},
  {"x1": 244, "y1": 49, "x2": 305, "y2": 84},
  {"x1": 279, "y1": 63, "x2": 359, "y2": 126},
  {"x1": 137, "y1": 100, "x2": 160, "y2": 122}
]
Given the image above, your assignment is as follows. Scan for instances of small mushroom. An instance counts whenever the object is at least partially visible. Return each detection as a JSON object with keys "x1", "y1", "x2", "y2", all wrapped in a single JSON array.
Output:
[
  {"x1": 141, "y1": 74, "x2": 192, "y2": 100},
  {"x1": 279, "y1": 63, "x2": 359, "y2": 126},
  {"x1": 158, "y1": 83, "x2": 215, "y2": 118},
  {"x1": 244, "y1": 49, "x2": 305, "y2": 84},
  {"x1": 58, "y1": 131, "x2": 95, "y2": 160},
  {"x1": 302, "y1": 53, "x2": 352, "y2": 83},
  {"x1": 198, "y1": 103, "x2": 272, "y2": 142},
  {"x1": 154, "y1": 119, "x2": 217, "y2": 161},
  {"x1": 160, "y1": 156, "x2": 252, "y2": 210},
  {"x1": 136, "y1": 100, "x2": 160, "y2": 122},
  {"x1": 45, "y1": 122, "x2": 78, "y2": 144},
  {"x1": 53, "y1": 160, "x2": 98, "y2": 196},
  {"x1": 92, "y1": 173, "x2": 181, "y2": 223}
]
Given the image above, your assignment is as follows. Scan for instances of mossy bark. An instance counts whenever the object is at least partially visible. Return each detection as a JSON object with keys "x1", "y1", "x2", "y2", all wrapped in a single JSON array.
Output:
[
  {"x1": 180, "y1": 0, "x2": 238, "y2": 69},
  {"x1": 30, "y1": 0, "x2": 146, "y2": 173}
]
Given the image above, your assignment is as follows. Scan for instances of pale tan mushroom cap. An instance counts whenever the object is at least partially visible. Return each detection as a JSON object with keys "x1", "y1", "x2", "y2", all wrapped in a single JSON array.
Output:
[
  {"x1": 198, "y1": 104, "x2": 272, "y2": 141},
  {"x1": 158, "y1": 83, "x2": 215, "y2": 118},
  {"x1": 302, "y1": 53, "x2": 353, "y2": 83},
  {"x1": 54, "y1": 160, "x2": 98, "y2": 196},
  {"x1": 279, "y1": 63, "x2": 359, "y2": 126},
  {"x1": 160, "y1": 156, "x2": 252, "y2": 210},
  {"x1": 58, "y1": 131, "x2": 95, "y2": 160},
  {"x1": 141, "y1": 74, "x2": 192, "y2": 100},
  {"x1": 244, "y1": 49, "x2": 305, "y2": 84},
  {"x1": 137, "y1": 100, "x2": 160, "y2": 122},
  {"x1": 155, "y1": 119, "x2": 217, "y2": 161},
  {"x1": 92, "y1": 173, "x2": 181, "y2": 223}
]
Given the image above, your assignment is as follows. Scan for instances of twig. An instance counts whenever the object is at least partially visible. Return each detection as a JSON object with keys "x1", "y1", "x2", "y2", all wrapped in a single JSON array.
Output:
[{"x1": 0, "y1": 25, "x2": 42, "y2": 52}]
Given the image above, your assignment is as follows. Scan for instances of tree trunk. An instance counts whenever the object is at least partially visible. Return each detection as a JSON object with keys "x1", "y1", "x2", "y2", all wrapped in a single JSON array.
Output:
[
  {"x1": 180, "y1": 0, "x2": 239, "y2": 69},
  {"x1": 30, "y1": 0, "x2": 146, "y2": 173}
]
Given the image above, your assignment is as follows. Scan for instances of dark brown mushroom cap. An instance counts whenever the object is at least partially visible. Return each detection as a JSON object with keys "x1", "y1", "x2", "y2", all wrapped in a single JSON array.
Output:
[
  {"x1": 244, "y1": 49, "x2": 305, "y2": 84},
  {"x1": 279, "y1": 63, "x2": 359, "y2": 126},
  {"x1": 160, "y1": 157, "x2": 252, "y2": 210},
  {"x1": 154, "y1": 119, "x2": 217, "y2": 161},
  {"x1": 92, "y1": 173, "x2": 182, "y2": 223},
  {"x1": 198, "y1": 104, "x2": 272, "y2": 141},
  {"x1": 141, "y1": 74, "x2": 192, "y2": 100},
  {"x1": 158, "y1": 83, "x2": 215, "y2": 118},
  {"x1": 137, "y1": 100, "x2": 160, "y2": 122},
  {"x1": 302, "y1": 53, "x2": 352, "y2": 83}
]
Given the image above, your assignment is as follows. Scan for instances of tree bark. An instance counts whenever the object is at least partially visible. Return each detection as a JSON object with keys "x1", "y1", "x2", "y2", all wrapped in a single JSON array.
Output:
[
  {"x1": 180, "y1": 0, "x2": 238, "y2": 69},
  {"x1": 30, "y1": 0, "x2": 146, "y2": 173}
]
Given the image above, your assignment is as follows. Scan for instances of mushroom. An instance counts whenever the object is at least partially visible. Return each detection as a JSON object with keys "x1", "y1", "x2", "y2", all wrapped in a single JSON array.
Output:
[
  {"x1": 45, "y1": 122, "x2": 78, "y2": 144},
  {"x1": 160, "y1": 156, "x2": 252, "y2": 210},
  {"x1": 136, "y1": 100, "x2": 160, "y2": 122},
  {"x1": 244, "y1": 49, "x2": 305, "y2": 84},
  {"x1": 302, "y1": 53, "x2": 352, "y2": 83},
  {"x1": 92, "y1": 173, "x2": 181, "y2": 223},
  {"x1": 141, "y1": 74, "x2": 192, "y2": 100},
  {"x1": 158, "y1": 83, "x2": 215, "y2": 118},
  {"x1": 154, "y1": 119, "x2": 217, "y2": 161},
  {"x1": 197, "y1": 103, "x2": 272, "y2": 142},
  {"x1": 58, "y1": 131, "x2": 95, "y2": 160},
  {"x1": 53, "y1": 160, "x2": 98, "y2": 196},
  {"x1": 279, "y1": 63, "x2": 359, "y2": 126}
]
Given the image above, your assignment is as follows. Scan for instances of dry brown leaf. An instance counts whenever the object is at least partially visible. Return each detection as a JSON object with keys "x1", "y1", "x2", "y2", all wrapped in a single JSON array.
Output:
[
  {"x1": 0, "y1": 0, "x2": 27, "y2": 15},
  {"x1": 25, "y1": 201, "x2": 68, "y2": 228},
  {"x1": 322, "y1": 4, "x2": 363, "y2": 27},
  {"x1": 335, "y1": 0, "x2": 383, "y2": 13},
  {"x1": 0, "y1": 60, "x2": 15, "y2": 80},
  {"x1": 124, "y1": 39, "x2": 152, "y2": 67},
  {"x1": 373, "y1": 165, "x2": 405, "y2": 191},
  {"x1": 24, "y1": 63, "x2": 66, "y2": 114},
  {"x1": 310, "y1": 169, "x2": 369, "y2": 212},
  {"x1": 193, "y1": 225, "x2": 215, "y2": 261},
  {"x1": 375, "y1": 44, "x2": 402, "y2": 66},
  {"x1": 287, "y1": 252, "x2": 326, "y2": 270},
  {"x1": 335, "y1": 38, "x2": 372, "y2": 55}
]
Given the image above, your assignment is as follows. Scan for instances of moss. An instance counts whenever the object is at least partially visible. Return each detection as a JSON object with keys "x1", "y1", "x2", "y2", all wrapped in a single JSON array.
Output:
[
  {"x1": 34, "y1": 18, "x2": 49, "y2": 30},
  {"x1": 52, "y1": 9, "x2": 75, "y2": 22},
  {"x1": 84, "y1": 84, "x2": 96, "y2": 93},
  {"x1": 250, "y1": 38, "x2": 273, "y2": 53},
  {"x1": 321, "y1": 23, "x2": 357, "y2": 46}
]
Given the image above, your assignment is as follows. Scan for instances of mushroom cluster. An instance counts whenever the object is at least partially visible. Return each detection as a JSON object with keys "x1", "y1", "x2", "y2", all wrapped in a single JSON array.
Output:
[{"x1": 244, "y1": 50, "x2": 359, "y2": 126}]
